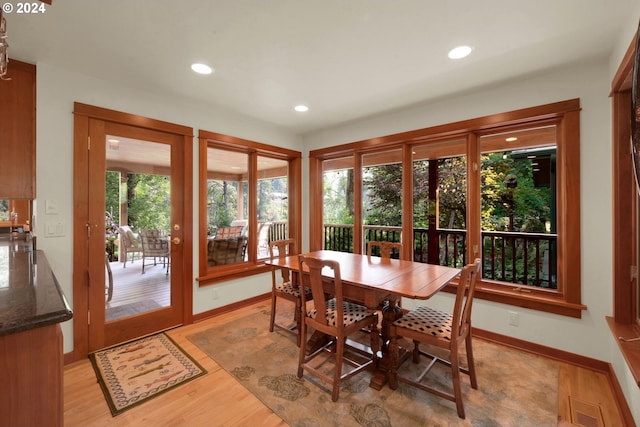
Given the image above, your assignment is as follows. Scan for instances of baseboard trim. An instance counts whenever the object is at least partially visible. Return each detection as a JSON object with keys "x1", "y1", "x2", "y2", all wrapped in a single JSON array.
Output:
[{"x1": 192, "y1": 293, "x2": 271, "y2": 322}]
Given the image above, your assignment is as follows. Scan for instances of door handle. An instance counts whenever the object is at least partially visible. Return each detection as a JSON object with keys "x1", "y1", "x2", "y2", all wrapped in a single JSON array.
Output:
[{"x1": 172, "y1": 237, "x2": 181, "y2": 245}]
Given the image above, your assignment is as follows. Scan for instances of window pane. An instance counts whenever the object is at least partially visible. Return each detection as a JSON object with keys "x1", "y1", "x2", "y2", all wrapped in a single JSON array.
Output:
[
  {"x1": 362, "y1": 150, "x2": 403, "y2": 254},
  {"x1": 257, "y1": 155, "x2": 289, "y2": 259},
  {"x1": 0, "y1": 200, "x2": 8, "y2": 221},
  {"x1": 413, "y1": 138, "x2": 467, "y2": 267},
  {"x1": 206, "y1": 147, "x2": 248, "y2": 267},
  {"x1": 480, "y1": 125, "x2": 557, "y2": 289},
  {"x1": 322, "y1": 156, "x2": 354, "y2": 252}
]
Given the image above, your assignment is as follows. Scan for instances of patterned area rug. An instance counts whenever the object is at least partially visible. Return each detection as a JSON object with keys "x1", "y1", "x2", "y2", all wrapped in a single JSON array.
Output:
[
  {"x1": 89, "y1": 332, "x2": 207, "y2": 416},
  {"x1": 187, "y1": 309, "x2": 559, "y2": 427}
]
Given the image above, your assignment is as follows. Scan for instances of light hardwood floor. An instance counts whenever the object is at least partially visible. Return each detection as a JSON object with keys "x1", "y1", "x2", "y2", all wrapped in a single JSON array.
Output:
[{"x1": 64, "y1": 299, "x2": 626, "y2": 427}]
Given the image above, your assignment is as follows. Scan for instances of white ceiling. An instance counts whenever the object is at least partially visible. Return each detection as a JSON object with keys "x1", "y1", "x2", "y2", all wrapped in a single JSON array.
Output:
[{"x1": 6, "y1": 0, "x2": 637, "y2": 135}]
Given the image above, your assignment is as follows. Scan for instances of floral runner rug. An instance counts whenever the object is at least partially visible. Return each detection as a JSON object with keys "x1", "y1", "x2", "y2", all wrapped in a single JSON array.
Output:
[
  {"x1": 187, "y1": 309, "x2": 559, "y2": 427},
  {"x1": 89, "y1": 332, "x2": 207, "y2": 416}
]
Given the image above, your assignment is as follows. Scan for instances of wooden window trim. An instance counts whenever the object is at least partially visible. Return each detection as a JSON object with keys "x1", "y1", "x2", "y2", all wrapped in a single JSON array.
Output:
[
  {"x1": 196, "y1": 130, "x2": 302, "y2": 285},
  {"x1": 611, "y1": 31, "x2": 640, "y2": 386},
  {"x1": 309, "y1": 99, "x2": 584, "y2": 318}
]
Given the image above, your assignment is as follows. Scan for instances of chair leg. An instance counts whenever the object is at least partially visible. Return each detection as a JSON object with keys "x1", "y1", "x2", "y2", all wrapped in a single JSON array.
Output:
[
  {"x1": 297, "y1": 321, "x2": 307, "y2": 379},
  {"x1": 269, "y1": 293, "x2": 277, "y2": 333},
  {"x1": 466, "y1": 334, "x2": 478, "y2": 389},
  {"x1": 294, "y1": 299, "x2": 302, "y2": 347},
  {"x1": 450, "y1": 348, "x2": 465, "y2": 419},
  {"x1": 332, "y1": 337, "x2": 345, "y2": 401}
]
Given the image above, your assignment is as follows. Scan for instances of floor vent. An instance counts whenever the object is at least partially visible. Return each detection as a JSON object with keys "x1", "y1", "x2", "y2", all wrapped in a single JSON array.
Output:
[{"x1": 569, "y1": 396, "x2": 604, "y2": 427}]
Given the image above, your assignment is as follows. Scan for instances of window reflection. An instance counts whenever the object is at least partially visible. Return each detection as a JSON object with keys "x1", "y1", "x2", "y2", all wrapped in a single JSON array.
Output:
[
  {"x1": 257, "y1": 155, "x2": 288, "y2": 259},
  {"x1": 206, "y1": 148, "x2": 249, "y2": 267}
]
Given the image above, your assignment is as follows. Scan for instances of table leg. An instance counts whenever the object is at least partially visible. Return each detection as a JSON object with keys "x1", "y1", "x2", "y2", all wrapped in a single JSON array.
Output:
[{"x1": 369, "y1": 297, "x2": 404, "y2": 390}]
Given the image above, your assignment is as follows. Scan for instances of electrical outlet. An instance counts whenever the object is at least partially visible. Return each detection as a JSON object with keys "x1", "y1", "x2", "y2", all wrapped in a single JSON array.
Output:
[
  {"x1": 508, "y1": 311, "x2": 519, "y2": 326},
  {"x1": 212, "y1": 290, "x2": 219, "y2": 300}
]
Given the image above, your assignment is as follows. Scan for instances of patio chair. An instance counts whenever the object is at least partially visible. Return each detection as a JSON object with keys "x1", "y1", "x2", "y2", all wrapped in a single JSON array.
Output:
[
  {"x1": 207, "y1": 226, "x2": 247, "y2": 266},
  {"x1": 118, "y1": 225, "x2": 143, "y2": 267},
  {"x1": 139, "y1": 229, "x2": 170, "y2": 274},
  {"x1": 257, "y1": 222, "x2": 272, "y2": 256},
  {"x1": 297, "y1": 255, "x2": 380, "y2": 401},
  {"x1": 388, "y1": 258, "x2": 481, "y2": 419}
]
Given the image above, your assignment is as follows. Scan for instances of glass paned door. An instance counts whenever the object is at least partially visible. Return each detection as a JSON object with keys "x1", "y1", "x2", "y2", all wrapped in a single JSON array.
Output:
[{"x1": 89, "y1": 120, "x2": 185, "y2": 350}]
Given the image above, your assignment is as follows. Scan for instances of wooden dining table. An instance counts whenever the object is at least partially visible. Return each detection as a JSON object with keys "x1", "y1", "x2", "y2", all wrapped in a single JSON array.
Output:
[{"x1": 266, "y1": 249, "x2": 461, "y2": 389}]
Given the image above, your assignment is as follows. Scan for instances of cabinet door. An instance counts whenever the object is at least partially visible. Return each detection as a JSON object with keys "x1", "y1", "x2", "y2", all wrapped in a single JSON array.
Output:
[{"x1": 0, "y1": 60, "x2": 35, "y2": 199}]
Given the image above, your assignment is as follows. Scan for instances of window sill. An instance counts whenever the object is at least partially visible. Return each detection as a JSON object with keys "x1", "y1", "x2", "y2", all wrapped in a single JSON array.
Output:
[
  {"x1": 197, "y1": 262, "x2": 270, "y2": 286},
  {"x1": 606, "y1": 316, "x2": 640, "y2": 387},
  {"x1": 442, "y1": 281, "x2": 587, "y2": 318}
]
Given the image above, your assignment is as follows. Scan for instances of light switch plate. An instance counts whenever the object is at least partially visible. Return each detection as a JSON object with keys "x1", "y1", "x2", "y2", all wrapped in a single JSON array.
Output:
[{"x1": 45, "y1": 199, "x2": 59, "y2": 215}]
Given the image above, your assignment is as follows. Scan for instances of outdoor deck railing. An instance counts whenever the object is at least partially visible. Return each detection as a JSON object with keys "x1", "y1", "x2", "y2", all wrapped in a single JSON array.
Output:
[{"x1": 323, "y1": 224, "x2": 557, "y2": 289}]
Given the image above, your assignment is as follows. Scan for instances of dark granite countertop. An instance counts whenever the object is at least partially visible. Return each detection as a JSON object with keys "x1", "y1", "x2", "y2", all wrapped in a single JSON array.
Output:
[{"x1": 0, "y1": 236, "x2": 73, "y2": 335}]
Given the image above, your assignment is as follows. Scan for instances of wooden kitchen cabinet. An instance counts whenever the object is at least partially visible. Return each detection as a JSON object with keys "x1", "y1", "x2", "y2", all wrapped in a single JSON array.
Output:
[{"x1": 0, "y1": 59, "x2": 36, "y2": 199}]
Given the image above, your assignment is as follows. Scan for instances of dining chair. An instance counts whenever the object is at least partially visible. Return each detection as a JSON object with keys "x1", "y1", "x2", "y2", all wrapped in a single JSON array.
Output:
[
  {"x1": 297, "y1": 255, "x2": 380, "y2": 401},
  {"x1": 366, "y1": 240, "x2": 402, "y2": 259},
  {"x1": 388, "y1": 258, "x2": 481, "y2": 419},
  {"x1": 139, "y1": 229, "x2": 170, "y2": 274},
  {"x1": 268, "y1": 238, "x2": 307, "y2": 346},
  {"x1": 118, "y1": 225, "x2": 143, "y2": 268}
]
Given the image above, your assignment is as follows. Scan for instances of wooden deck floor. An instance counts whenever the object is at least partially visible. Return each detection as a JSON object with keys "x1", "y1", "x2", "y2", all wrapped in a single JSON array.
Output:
[{"x1": 106, "y1": 257, "x2": 170, "y2": 321}]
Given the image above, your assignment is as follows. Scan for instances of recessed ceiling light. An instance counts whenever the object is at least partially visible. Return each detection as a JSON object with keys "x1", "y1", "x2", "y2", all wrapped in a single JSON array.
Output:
[
  {"x1": 448, "y1": 45, "x2": 472, "y2": 60},
  {"x1": 505, "y1": 137, "x2": 518, "y2": 142},
  {"x1": 294, "y1": 105, "x2": 309, "y2": 112},
  {"x1": 191, "y1": 63, "x2": 213, "y2": 75}
]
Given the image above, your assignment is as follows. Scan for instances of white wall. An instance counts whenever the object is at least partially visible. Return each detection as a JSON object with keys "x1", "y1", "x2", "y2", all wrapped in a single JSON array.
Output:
[{"x1": 34, "y1": 61, "x2": 302, "y2": 354}]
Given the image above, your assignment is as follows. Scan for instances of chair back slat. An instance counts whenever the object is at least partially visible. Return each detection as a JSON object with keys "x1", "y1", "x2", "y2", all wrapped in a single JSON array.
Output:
[
  {"x1": 299, "y1": 256, "x2": 343, "y2": 330},
  {"x1": 367, "y1": 241, "x2": 402, "y2": 259},
  {"x1": 451, "y1": 258, "x2": 481, "y2": 343},
  {"x1": 269, "y1": 239, "x2": 296, "y2": 285}
]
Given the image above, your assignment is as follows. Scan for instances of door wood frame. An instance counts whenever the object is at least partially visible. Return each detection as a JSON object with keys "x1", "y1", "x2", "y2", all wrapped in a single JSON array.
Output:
[{"x1": 72, "y1": 103, "x2": 194, "y2": 360}]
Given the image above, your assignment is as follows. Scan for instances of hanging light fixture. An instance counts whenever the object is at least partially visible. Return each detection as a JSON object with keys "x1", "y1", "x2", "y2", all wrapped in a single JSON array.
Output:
[{"x1": 0, "y1": 10, "x2": 9, "y2": 80}]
